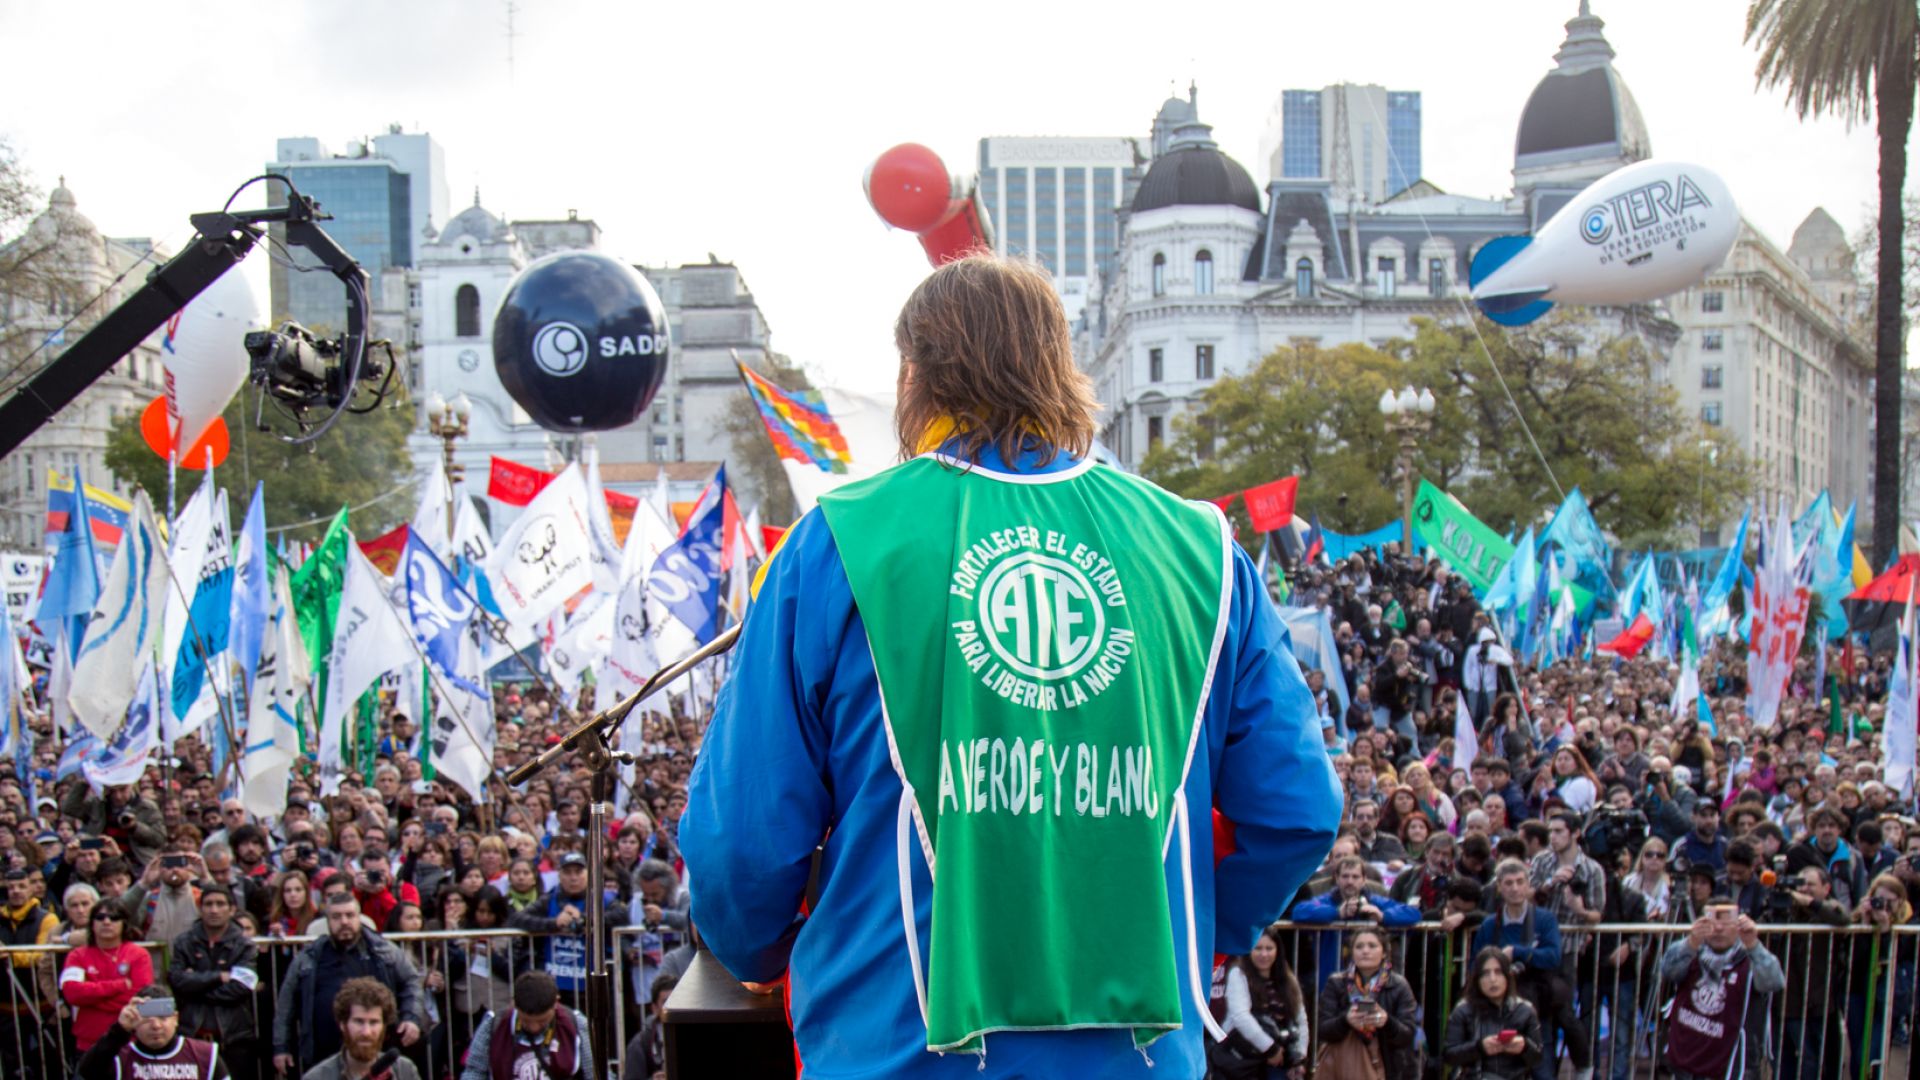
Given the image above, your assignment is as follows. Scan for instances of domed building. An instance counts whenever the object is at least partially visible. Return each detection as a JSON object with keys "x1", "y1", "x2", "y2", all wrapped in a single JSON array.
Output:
[
  {"x1": 1080, "y1": 4, "x2": 1682, "y2": 470},
  {"x1": 0, "y1": 181, "x2": 171, "y2": 550}
]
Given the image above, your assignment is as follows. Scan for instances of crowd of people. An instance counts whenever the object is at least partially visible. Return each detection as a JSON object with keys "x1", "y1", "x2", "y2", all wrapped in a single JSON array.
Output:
[
  {"x1": 1205, "y1": 546, "x2": 1920, "y2": 1080},
  {"x1": 0, "y1": 672, "x2": 699, "y2": 1080},
  {"x1": 0, "y1": 536, "x2": 1914, "y2": 1080}
]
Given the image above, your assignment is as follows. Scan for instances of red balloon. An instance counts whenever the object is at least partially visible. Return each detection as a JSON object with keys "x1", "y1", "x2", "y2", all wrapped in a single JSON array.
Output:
[
  {"x1": 140, "y1": 394, "x2": 229, "y2": 470},
  {"x1": 865, "y1": 143, "x2": 963, "y2": 233}
]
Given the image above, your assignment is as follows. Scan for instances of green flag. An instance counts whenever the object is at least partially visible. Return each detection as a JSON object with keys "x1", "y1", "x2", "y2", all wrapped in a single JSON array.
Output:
[
  {"x1": 1828, "y1": 674, "x2": 1844, "y2": 739},
  {"x1": 291, "y1": 508, "x2": 351, "y2": 743},
  {"x1": 1410, "y1": 478, "x2": 1515, "y2": 594}
]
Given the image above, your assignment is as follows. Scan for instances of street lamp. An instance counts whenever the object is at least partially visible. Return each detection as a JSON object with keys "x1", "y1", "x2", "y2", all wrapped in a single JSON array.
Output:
[
  {"x1": 1380, "y1": 384, "x2": 1435, "y2": 552},
  {"x1": 425, "y1": 391, "x2": 473, "y2": 539}
]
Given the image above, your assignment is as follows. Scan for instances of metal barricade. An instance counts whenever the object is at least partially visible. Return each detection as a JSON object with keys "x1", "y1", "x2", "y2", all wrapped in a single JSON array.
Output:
[{"x1": 1268, "y1": 919, "x2": 1919, "y2": 1080}]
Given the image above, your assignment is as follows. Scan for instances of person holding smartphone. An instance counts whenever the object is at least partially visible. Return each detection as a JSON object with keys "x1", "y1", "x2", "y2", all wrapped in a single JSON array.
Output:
[
  {"x1": 75, "y1": 992, "x2": 229, "y2": 1080},
  {"x1": 1443, "y1": 947, "x2": 1542, "y2": 1079},
  {"x1": 1842, "y1": 873, "x2": 1915, "y2": 1080},
  {"x1": 1314, "y1": 928, "x2": 1421, "y2": 1079},
  {"x1": 124, "y1": 842, "x2": 205, "y2": 944},
  {"x1": 1657, "y1": 900, "x2": 1783, "y2": 1080}
]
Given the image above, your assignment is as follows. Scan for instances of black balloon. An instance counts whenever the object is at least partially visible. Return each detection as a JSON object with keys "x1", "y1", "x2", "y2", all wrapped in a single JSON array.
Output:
[{"x1": 492, "y1": 252, "x2": 670, "y2": 432}]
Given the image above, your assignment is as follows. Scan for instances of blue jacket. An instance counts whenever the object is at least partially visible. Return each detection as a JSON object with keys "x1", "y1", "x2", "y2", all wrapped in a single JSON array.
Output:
[
  {"x1": 681, "y1": 445, "x2": 1343, "y2": 1079},
  {"x1": 1471, "y1": 905, "x2": 1563, "y2": 973},
  {"x1": 1291, "y1": 888, "x2": 1421, "y2": 985}
]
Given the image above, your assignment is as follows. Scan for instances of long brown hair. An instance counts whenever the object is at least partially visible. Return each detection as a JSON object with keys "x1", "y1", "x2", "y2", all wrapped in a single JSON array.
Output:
[{"x1": 892, "y1": 253, "x2": 1096, "y2": 466}]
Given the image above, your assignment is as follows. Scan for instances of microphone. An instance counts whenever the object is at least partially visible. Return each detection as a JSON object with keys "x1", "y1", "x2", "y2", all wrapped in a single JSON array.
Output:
[{"x1": 366, "y1": 1048, "x2": 403, "y2": 1080}]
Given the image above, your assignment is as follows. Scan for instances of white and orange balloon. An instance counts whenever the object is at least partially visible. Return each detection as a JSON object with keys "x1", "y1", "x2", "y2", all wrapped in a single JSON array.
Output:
[{"x1": 142, "y1": 266, "x2": 262, "y2": 469}]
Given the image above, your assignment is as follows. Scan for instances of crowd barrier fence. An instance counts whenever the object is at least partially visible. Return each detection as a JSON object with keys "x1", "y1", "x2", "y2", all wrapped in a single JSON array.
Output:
[{"x1": 0, "y1": 921, "x2": 1907, "y2": 1079}]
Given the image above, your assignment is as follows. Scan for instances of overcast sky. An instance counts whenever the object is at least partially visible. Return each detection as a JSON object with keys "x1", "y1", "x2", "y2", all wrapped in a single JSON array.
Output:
[{"x1": 0, "y1": 0, "x2": 1903, "y2": 394}]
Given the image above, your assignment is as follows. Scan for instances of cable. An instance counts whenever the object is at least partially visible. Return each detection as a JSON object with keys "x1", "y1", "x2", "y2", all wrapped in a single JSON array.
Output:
[
  {"x1": 1355, "y1": 94, "x2": 1567, "y2": 502},
  {"x1": 262, "y1": 477, "x2": 413, "y2": 534}
]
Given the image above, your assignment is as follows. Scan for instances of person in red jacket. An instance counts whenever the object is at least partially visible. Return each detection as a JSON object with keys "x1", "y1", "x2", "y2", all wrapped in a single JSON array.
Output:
[{"x1": 60, "y1": 901, "x2": 154, "y2": 1050}]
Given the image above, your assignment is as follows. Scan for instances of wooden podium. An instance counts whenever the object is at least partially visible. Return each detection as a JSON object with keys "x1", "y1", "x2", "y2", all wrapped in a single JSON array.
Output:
[{"x1": 661, "y1": 949, "x2": 796, "y2": 1079}]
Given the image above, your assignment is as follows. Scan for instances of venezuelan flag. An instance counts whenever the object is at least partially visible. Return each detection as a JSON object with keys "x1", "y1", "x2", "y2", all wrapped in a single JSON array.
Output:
[
  {"x1": 737, "y1": 360, "x2": 853, "y2": 475},
  {"x1": 44, "y1": 470, "x2": 131, "y2": 546}
]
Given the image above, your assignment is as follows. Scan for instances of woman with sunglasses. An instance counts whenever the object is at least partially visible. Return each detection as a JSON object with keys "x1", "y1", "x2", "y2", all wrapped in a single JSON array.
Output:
[
  {"x1": 1622, "y1": 840, "x2": 1672, "y2": 922},
  {"x1": 59, "y1": 901, "x2": 153, "y2": 1052}
]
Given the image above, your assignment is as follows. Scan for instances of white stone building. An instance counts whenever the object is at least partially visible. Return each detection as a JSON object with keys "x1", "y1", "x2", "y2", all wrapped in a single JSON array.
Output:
[{"x1": 0, "y1": 182, "x2": 170, "y2": 549}]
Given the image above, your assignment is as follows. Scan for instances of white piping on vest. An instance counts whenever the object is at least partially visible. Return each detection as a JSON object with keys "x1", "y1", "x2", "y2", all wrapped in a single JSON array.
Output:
[
  {"x1": 897, "y1": 787, "x2": 932, "y2": 1034},
  {"x1": 1176, "y1": 789, "x2": 1229, "y2": 1043}
]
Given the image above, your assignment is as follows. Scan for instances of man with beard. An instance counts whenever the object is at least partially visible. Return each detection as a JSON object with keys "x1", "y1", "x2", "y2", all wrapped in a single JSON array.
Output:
[
  {"x1": 303, "y1": 978, "x2": 420, "y2": 1080},
  {"x1": 76, "y1": 991, "x2": 230, "y2": 1080},
  {"x1": 273, "y1": 893, "x2": 424, "y2": 1072}
]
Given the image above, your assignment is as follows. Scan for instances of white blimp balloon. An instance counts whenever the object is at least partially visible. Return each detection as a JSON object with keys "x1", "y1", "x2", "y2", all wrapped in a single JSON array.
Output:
[
  {"x1": 161, "y1": 266, "x2": 262, "y2": 452},
  {"x1": 1470, "y1": 159, "x2": 1738, "y2": 327}
]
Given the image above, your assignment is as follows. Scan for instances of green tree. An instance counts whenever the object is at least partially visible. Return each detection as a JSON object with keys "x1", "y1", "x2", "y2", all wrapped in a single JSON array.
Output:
[
  {"x1": 104, "y1": 389, "x2": 416, "y2": 543},
  {"x1": 1145, "y1": 312, "x2": 1751, "y2": 551},
  {"x1": 722, "y1": 351, "x2": 815, "y2": 526},
  {"x1": 1748, "y1": 0, "x2": 1918, "y2": 565}
]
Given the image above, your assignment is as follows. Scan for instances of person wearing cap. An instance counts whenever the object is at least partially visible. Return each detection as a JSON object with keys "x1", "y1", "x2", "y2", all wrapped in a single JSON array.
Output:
[
  {"x1": 61, "y1": 900, "x2": 155, "y2": 1051},
  {"x1": 507, "y1": 850, "x2": 628, "y2": 1007},
  {"x1": 169, "y1": 885, "x2": 259, "y2": 1080},
  {"x1": 75, "y1": 990, "x2": 230, "y2": 1080}
]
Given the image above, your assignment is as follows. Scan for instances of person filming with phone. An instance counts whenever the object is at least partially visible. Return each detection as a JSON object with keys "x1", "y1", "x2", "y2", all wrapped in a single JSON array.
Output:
[
  {"x1": 76, "y1": 991, "x2": 230, "y2": 1080},
  {"x1": 1442, "y1": 947, "x2": 1542, "y2": 1078},
  {"x1": 1656, "y1": 900, "x2": 1783, "y2": 1080}
]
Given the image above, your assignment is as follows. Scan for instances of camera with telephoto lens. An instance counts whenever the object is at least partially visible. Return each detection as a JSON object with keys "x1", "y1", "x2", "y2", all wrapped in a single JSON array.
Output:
[
  {"x1": 1871, "y1": 895, "x2": 1891, "y2": 913},
  {"x1": 1764, "y1": 855, "x2": 1796, "y2": 919},
  {"x1": 1582, "y1": 807, "x2": 1648, "y2": 860}
]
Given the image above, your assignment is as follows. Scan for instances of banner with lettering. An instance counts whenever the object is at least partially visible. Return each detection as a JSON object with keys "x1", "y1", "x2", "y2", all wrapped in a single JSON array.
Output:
[
  {"x1": 1244, "y1": 477, "x2": 1299, "y2": 533},
  {"x1": 1410, "y1": 478, "x2": 1515, "y2": 595}
]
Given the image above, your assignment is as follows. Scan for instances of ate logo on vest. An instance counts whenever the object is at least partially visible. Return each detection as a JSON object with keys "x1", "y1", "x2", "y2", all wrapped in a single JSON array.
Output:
[{"x1": 949, "y1": 525, "x2": 1133, "y2": 711}]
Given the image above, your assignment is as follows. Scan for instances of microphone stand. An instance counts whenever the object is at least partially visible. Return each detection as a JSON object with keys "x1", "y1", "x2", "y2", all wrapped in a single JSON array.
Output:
[{"x1": 503, "y1": 620, "x2": 742, "y2": 1079}]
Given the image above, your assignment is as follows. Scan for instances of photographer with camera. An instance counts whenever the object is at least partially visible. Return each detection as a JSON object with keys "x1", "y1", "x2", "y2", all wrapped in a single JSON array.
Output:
[
  {"x1": 1641, "y1": 759, "x2": 1696, "y2": 845},
  {"x1": 1720, "y1": 842, "x2": 1771, "y2": 920},
  {"x1": 1471, "y1": 859, "x2": 1581, "y2": 1080},
  {"x1": 1842, "y1": 873, "x2": 1916, "y2": 1080},
  {"x1": 60, "y1": 782, "x2": 167, "y2": 869},
  {"x1": 122, "y1": 841, "x2": 205, "y2": 946},
  {"x1": 1526, "y1": 814, "x2": 1601, "y2": 1080},
  {"x1": 349, "y1": 843, "x2": 421, "y2": 930},
  {"x1": 1771, "y1": 864, "x2": 1847, "y2": 1080},
  {"x1": 1208, "y1": 926, "x2": 1308, "y2": 1080}
]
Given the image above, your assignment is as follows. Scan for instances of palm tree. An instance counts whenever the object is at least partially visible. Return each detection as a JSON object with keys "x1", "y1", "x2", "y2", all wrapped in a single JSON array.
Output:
[{"x1": 1747, "y1": 0, "x2": 1918, "y2": 567}]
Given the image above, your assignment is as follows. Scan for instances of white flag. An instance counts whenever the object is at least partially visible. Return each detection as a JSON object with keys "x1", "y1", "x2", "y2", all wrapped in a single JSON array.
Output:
[
  {"x1": 242, "y1": 566, "x2": 309, "y2": 818},
  {"x1": 650, "y1": 467, "x2": 672, "y2": 526},
  {"x1": 158, "y1": 479, "x2": 217, "y2": 681},
  {"x1": 485, "y1": 465, "x2": 595, "y2": 629},
  {"x1": 1883, "y1": 582, "x2": 1918, "y2": 799},
  {"x1": 69, "y1": 492, "x2": 170, "y2": 739},
  {"x1": 622, "y1": 499, "x2": 678, "y2": 583},
  {"x1": 453, "y1": 493, "x2": 494, "y2": 568},
  {"x1": 1453, "y1": 692, "x2": 1478, "y2": 772},
  {"x1": 582, "y1": 445, "x2": 626, "y2": 594},
  {"x1": 83, "y1": 663, "x2": 159, "y2": 790},
  {"x1": 604, "y1": 573, "x2": 662, "y2": 701},
  {"x1": 430, "y1": 627, "x2": 495, "y2": 802},
  {"x1": 318, "y1": 544, "x2": 413, "y2": 790},
  {"x1": 409, "y1": 465, "x2": 454, "y2": 561},
  {"x1": 548, "y1": 593, "x2": 615, "y2": 698},
  {"x1": 168, "y1": 488, "x2": 232, "y2": 740}
]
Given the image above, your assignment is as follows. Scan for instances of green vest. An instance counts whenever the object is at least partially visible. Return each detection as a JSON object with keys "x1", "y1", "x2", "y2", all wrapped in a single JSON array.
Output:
[{"x1": 819, "y1": 453, "x2": 1232, "y2": 1054}]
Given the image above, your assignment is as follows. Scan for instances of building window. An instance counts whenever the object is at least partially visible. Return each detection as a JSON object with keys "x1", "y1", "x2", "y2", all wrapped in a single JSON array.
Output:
[
  {"x1": 651, "y1": 435, "x2": 669, "y2": 462},
  {"x1": 1195, "y1": 344, "x2": 1215, "y2": 380},
  {"x1": 1376, "y1": 257, "x2": 1396, "y2": 297},
  {"x1": 1147, "y1": 415, "x2": 1164, "y2": 449},
  {"x1": 1702, "y1": 291, "x2": 1724, "y2": 313},
  {"x1": 1701, "y1": 402, "x2": 1723, "y2": 426},
  {"x1": 1295, "y1": 258, "x2": 1314, "y2": 298},
  {"x1": 24, "y1": 454, "x2": 34, "y2": 494},
  {"x1": 1702, "y1": 330, "x2": 1724, "y2": 351},
  {"x1": 1148, "y1": 347, "x2": 1164, "y2": 383},
  {"x1": 455, "y1": 284, "x2": 481, "y2": 338},
  {"x1": 1151, "y1": 253, "x2": 1166, "y2": 297},
  {"x1": 1194, "y1": 250, "x2": 1214, "y2": 295},
  {"x1": 1702, "y1": 364, "x2": 1724, "y2": 389},
  {"x1": 1428, "y1": 258, "x2": 1446, "y2": 295}
]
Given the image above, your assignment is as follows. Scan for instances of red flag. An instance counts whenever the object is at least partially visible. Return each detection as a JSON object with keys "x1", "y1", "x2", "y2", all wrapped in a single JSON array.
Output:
[
  {"x1": 1598, "y1": 613, "x2": 1656, "y2": 658},
  {"x1": 487, "y1": 456, "x2": 555, "y2": 506},
  {"x1": 760, "y1": 525, "x2": 788, "y2": 556},
  {"x1": 1244, "y1": 476, "x2": 1299, "y2": 533},
  {"x1": 357, "y1": 522, "x2": 410, "y2": 576}
]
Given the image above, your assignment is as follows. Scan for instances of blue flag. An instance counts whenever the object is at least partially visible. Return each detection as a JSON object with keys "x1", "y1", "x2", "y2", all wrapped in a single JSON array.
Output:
[
  {"x1": 401, "y1": 530, "x2": 483, "y2": 695},
  {"x1": 1541, "y1": 487, "x2": 1617, "y2": 609},
  {"x1": 1700, "y1": 508, "x2": 1749, "y2": 638},
  {"x1": 38, "y1": 469, "x2": 103, "y2": 653},
  {"x1": 229, "y1": 483, "x2": 271, "y2": 692},
  {"x1": 1813, "y1": 501, "x2": 1856, "y2": 637},
  {"x1": 171, "y1": 490, "x2": 234, "y2": 725},
  {"x1": 649, "y1": 467, "x2": 727, "y2": 643}
]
